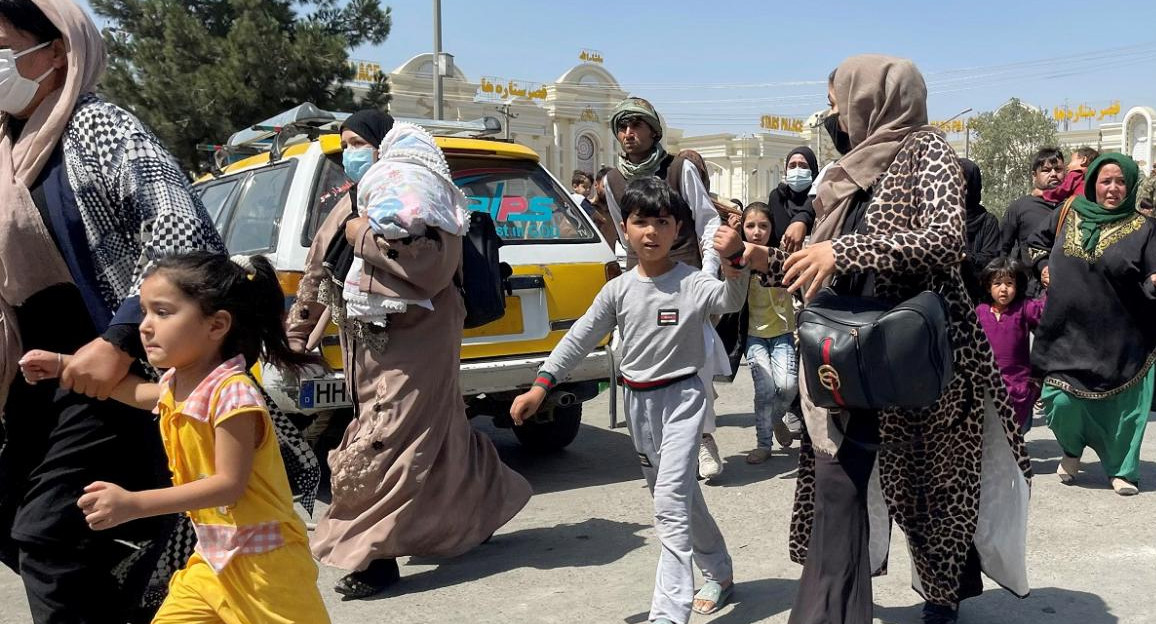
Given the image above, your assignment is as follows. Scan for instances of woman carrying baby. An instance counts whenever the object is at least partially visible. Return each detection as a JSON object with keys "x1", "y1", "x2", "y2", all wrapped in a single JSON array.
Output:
[{"x1": 289, "y1": 122, "x2": 532, "y2": 598}]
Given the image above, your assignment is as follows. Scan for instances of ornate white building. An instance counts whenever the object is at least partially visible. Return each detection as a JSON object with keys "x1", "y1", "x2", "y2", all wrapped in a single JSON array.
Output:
[
  {"x1": 365, "y1": 55, "x2": 1153, "y2": 205},
  {"x1": 367, "y1": 54, "x2": 814, "y2": 203}
]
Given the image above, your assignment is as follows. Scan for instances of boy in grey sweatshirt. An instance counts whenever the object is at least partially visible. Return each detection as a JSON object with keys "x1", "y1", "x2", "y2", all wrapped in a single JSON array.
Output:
[{"x1": 511, "y1": 177, "x2": 747, "y2": 624}]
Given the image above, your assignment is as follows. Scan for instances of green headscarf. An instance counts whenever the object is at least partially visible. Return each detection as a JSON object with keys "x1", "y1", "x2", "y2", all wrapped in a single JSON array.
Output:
[{"x1": 1071, "y1": 153, "x2": 1140, "y2": 255}]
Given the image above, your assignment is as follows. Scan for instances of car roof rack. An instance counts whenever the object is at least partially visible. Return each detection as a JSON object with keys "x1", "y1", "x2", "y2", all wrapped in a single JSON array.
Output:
[{"x1": 217, "y1": 103, "x2": 503, "y2": 166}]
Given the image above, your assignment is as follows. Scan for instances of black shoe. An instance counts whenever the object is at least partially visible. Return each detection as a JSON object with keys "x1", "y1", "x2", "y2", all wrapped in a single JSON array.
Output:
[
  {"x1": 922, "y1": 602, "x2": 959, "y2": 624},
  {"x1": 334, "y1": 558, "x2": 400, "y2": 599}
]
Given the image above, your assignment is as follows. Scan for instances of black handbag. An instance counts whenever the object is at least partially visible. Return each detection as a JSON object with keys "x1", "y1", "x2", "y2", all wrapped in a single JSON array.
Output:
[
  {"x1": 797, "y1": 288, "x2": 953, "y2": 410},
  {"x1": 321, "y1": 189, "x2": 359, "y2": 282}
]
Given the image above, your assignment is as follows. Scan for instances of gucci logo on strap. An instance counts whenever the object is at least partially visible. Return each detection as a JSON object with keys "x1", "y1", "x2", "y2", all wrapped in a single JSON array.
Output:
[{"x1": 817, "y1": 364, "x2": 841, "y2": 391}]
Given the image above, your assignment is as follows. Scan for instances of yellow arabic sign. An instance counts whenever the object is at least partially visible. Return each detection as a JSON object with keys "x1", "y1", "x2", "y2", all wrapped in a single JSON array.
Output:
[
  {"x1": 760, "y1": 115, "x2": 804, "y2": 133},
  {"x1": 1053, "y1": 101, "x2": 1120, "y2": 123},
  {"x1": 579, "y1": 49, "x2": 604, "y2": 64},
  {"x1": 932, "y1": 119, "x2": 969, "y2": 134},
  {"x1": 477, "y1": 76, "x2": 548, "y2": 101},
  {"x1": 349, "y1": 60, "x2": 383, "y2": 84}
]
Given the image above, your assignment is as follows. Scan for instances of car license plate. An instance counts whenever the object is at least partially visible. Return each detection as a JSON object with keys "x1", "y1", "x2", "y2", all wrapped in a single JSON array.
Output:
[{"x1": 298, "y1": 378, "x2": 352, "y2": 409}]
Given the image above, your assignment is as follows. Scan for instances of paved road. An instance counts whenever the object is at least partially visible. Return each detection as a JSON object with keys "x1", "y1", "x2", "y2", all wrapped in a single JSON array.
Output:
[{"x1": 1, "y1": 369, "x2": 1153, "y2": 623}]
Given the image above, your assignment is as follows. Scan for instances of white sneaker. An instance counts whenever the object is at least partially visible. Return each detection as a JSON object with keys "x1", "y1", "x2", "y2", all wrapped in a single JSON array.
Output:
[
  {"x1": 782, "y1": 411, "x2": 803, "y2": 436},
  {"x1": 699, "y1": 434, "x2": 723, "y2": 480}
]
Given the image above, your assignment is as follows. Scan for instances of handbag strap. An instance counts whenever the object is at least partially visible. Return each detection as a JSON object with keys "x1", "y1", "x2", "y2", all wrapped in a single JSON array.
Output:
[{"x1": 1055, "y1": 196, "x2": 1076, "y2": 238}]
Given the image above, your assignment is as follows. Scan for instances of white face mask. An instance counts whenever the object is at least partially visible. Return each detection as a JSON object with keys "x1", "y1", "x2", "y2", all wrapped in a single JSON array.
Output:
[
  {"x1": 0, "y1": 41, "x2": 55, "y2": 115},
  {"x1": 785, "y1": 167, "x2": 813, "y2": 192}
]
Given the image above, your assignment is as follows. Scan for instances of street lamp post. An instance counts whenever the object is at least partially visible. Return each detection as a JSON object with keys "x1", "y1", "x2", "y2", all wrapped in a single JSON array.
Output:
[
  {"x1": 433, "y1": 0, "x2": 443, "y2": 120},
  {"x1": 937, "y1": 107, "x2": 973, "y2": 158}
]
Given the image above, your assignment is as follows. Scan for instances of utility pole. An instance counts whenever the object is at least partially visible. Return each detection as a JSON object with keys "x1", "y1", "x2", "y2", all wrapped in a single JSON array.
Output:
[
  {"x1": 432, "y1": 0, "x2": 443, "y2": 120},
  {"x1": 496, "y1": 102, "x2": 518, "y2": 141}
]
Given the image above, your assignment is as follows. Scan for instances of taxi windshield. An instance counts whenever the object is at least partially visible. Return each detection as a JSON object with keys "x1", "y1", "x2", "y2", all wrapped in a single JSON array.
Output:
[{"x1": 449, "y1": 157, "x2": 597, "y2": 244}]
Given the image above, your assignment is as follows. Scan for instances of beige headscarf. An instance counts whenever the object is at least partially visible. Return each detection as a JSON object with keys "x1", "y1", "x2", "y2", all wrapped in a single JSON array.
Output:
[
  {"x1": 810, "y1": 55, "x2": 939, "y2": 246},
  {"x1": 802, "y1": 55, "x2": 941, "y2": 457},
  {"x1": 0, "y1": 0, "x2": 106, "y2": 408}
]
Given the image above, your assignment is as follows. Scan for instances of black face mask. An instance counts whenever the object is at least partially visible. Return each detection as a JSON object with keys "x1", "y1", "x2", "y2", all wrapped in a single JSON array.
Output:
[{"x1": 824, "y1": 113, "x2": 853, "y2": 155}]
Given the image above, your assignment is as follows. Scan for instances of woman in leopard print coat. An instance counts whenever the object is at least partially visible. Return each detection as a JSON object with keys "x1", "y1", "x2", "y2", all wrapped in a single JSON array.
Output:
[{"x1": 716, "y1": 56, "x2": 1032, "y2": 624}]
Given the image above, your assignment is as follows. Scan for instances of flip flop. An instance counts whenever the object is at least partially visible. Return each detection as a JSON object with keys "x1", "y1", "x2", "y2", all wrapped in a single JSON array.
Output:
[{"x1": 692, "y1": 580, "x2": 734, "y2": 615}]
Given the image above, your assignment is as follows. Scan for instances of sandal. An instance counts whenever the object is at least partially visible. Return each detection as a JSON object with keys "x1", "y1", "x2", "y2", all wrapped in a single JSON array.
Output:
[
  {"x1": 1057, "y1": 455, "x2": 1080, "y2": 484},
  {"x1": 334, "y1": 559, "x2": 400, "y2": 599},
  {"x1": 1112, "y1": 477, "x2": 1139, "y2": 496},
  {"x1": 922, "y1": 601, "x2": 959, "y2": 623},
  {"x1": 692, "y1": 579, "x2": 733, "y2": 615}
]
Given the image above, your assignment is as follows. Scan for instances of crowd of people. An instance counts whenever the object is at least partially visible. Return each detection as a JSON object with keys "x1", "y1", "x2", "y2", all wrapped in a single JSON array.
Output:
[
  {"x1": 559, "y1": 57, "x2": 1155, "y2": 624},
  {"x1": 0, "y1": 0, "x2": 1152, "y2": 622}
]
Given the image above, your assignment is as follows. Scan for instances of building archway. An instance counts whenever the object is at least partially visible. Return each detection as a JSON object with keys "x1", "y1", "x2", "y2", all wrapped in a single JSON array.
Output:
[{"x1": 1122, "y1": 107, "x2": 1155, "y2": 169}]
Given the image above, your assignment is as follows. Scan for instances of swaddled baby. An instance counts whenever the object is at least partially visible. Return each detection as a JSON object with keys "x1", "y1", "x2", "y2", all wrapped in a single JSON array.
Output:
[{"x1": 342, "y1": 122, "x2": 470, "y2": 326}]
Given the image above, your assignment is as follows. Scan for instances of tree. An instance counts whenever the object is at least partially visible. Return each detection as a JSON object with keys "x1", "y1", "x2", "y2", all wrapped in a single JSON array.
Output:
[
  {"x1": 92, "y1": 0, "x2": 393, "y2": 171},
  {"x1": 968, "y1": 99, "x2": 1059, "y2": 217},
  {"x1": 354, "y1": 70, "x2": 392, "y2": 113}
]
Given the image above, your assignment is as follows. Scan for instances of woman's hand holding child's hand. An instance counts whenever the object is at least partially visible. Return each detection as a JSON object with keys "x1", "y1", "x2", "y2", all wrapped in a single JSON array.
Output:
[
  {"x1": 19, "y1": 350, "x2": 67, "y2": 385},
  {"x1": 77, "y1": 481, "x2": 139, "y2": 531},
  {"x1": 509, "y1": 387, "x2": 547, "y2": 426}
]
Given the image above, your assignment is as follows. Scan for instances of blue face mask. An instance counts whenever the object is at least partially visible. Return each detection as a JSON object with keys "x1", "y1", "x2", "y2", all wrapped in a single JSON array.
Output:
[
  {"x1": 343, "y1": 147, "x2": 375, "y2": 183},
  {"x1": 785, "y1": 168, "x2": 813, "y2": 192}
]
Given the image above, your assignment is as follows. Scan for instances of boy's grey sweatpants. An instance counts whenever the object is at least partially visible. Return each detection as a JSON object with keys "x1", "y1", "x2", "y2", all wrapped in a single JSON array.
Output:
[{"x1": 623, "y1": 375, "x2": 733, "y2": 624}]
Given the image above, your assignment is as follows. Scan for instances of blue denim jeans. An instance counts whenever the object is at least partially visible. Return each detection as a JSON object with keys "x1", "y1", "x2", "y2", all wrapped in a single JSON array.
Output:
[{"x1": 746, "y1": 333, "x2": 799, "y2": 449}]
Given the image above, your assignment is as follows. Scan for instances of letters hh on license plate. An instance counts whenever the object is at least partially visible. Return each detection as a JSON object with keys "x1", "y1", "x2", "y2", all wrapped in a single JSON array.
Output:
[{"x1": 298, "y1": 378, "x2": 352, "y2": 409}]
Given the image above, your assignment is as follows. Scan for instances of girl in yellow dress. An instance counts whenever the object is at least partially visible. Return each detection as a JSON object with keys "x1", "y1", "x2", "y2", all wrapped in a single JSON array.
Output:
[{"x1": 20, "y1": 252, "x2": 331, "y2": 624}]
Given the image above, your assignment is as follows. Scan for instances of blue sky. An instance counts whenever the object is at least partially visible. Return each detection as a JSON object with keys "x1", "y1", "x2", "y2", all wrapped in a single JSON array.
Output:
[
  {"x1": 80, "y1": 0, "x2": 1156, "y2": 137},
  {"x1": 356, "y1": 0, "x2": 1156, "y2": 135}
]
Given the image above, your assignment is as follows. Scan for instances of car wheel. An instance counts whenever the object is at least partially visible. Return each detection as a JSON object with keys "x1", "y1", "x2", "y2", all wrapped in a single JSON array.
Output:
[{"x1": 512, "y1": 404, "x2": 582, "y2": 452}]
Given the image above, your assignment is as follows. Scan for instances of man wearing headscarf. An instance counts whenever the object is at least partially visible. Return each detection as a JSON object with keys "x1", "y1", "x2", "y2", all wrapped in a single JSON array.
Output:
[
  {"x1": 0, "y1": 0, "x2": 230, "y2": 621},
  {"x1": 601, "y1": 96, "x2": 733, "y2": 485},
  {"x1": 767, "y1": 146, "x2": 819, "y2": 252},
  {"x1": 958, "y1": 158, "x2": 1002, "y2": 303}
]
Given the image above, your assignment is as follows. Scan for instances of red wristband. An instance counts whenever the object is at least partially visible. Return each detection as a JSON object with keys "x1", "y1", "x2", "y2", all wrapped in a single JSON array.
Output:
[{"x1": 533, "y1": 373, "x2": 556, "y2": 391}]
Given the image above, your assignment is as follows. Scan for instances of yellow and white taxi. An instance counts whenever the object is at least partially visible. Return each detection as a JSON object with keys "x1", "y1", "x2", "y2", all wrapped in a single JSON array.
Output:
[{"x1": 192, "y1": 104, "x2": 618, "y2": 451}]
